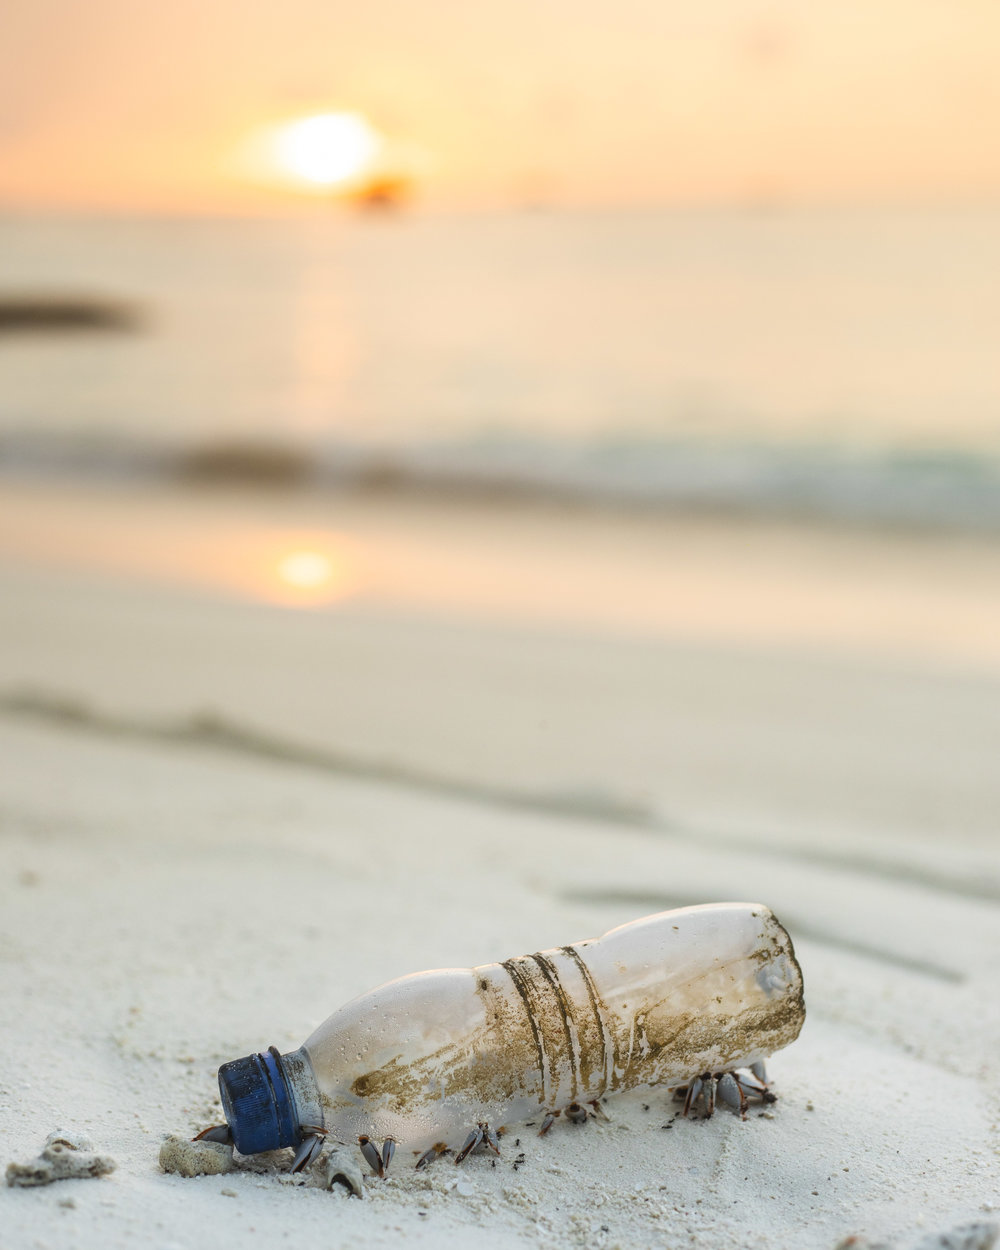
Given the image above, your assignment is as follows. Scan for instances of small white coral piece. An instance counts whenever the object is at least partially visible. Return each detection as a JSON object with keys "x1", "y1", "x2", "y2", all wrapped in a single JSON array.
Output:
[{"x1": 6, "y1": 1136, "x2": 116, "y2": 1187}]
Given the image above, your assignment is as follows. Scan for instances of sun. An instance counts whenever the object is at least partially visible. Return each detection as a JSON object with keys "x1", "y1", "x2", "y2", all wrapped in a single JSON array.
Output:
[{"x1": 274, "y1": 113, "x2": 381, "y2": 187}]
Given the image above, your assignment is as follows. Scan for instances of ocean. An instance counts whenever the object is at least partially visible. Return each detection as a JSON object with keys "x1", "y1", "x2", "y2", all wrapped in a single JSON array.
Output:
[{"x1": 2, "y1": 207, "x2": 999, "y2": 528}]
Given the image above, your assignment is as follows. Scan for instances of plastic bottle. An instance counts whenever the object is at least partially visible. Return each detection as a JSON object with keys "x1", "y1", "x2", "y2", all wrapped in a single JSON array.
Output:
[{"x1": 215, "y1": 901, "x2": 804, "y2": 1160}]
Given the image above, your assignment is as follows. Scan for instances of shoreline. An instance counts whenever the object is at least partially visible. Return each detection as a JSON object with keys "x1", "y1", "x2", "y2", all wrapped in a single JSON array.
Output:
[{"x1": 4, "y1": 477, "x2": 1000, "y2": 670}]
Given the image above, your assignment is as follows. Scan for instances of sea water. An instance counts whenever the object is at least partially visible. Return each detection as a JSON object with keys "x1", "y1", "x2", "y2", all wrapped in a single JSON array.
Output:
[{"x1": 2, "y1": 207, "x2": 999, "y2": 527}]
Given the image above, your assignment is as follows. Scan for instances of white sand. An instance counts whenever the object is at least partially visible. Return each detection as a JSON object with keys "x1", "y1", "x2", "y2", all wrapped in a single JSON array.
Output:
[{"x1": 1, "y1": 484, "x2": 998, "y2": 1248}]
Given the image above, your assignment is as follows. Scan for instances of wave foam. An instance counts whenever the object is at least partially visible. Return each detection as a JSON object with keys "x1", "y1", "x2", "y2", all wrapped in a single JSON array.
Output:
[{"x1": 2, "y1": 430, "x2": 1000, "y2": 531}]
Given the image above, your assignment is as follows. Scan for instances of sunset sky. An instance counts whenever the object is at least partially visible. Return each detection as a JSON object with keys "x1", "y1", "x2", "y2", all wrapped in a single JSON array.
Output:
[{"x1": 3, "y1": 0, "x2": 999, "y2": 213}]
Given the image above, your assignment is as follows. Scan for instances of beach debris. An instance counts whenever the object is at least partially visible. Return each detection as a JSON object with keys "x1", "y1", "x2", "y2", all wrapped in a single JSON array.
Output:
[
  {"x1": 912, "y1": 1222, "x2": 998, "y2": 1250},
  {"x1": 159, "y1": 1134, "x2": 234, "y2": 1178},
  {"x1": 316, "y1": 1148, "x2": 364, "y2": 1197},
  {"x1": 193, "y1": 903, "x2": 804, "y2": 1178},
  {"x1": 832, "y1": 1239, "x2": 893, "y2": 1249},
  {"x1": 159, "y1": 1131, "x2": 366, "y2": 1197},
  {"x1": 833, "y1": 1224, "x2": 998, "y2": 1250},
  {"x1": 6, "y1": 1133, "x2": 116, "y2": 1187}
]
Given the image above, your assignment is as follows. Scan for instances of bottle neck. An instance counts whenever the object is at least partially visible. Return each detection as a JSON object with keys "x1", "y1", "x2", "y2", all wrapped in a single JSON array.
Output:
[
  {"x1": 217, "y1": 1046, "x2": 323, "y2": 1155},
  {"x1": 279, "y1": 1046, "x2": 324, "y2": 1133}
]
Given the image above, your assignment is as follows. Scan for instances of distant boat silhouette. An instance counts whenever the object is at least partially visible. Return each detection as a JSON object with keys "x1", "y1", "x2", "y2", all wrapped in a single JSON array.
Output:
[{"x1": 347, "y1": 174, "x2": 413, "y2": 212}]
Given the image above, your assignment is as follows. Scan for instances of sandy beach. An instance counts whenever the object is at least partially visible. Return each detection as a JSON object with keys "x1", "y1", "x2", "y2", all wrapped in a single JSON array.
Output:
[
  {"x1": 2, "y1": 480, "x2": 999, "y2": 1249},
  {"x1": 7, "y1": 6, "x2": 1000, "y2": 1244}
]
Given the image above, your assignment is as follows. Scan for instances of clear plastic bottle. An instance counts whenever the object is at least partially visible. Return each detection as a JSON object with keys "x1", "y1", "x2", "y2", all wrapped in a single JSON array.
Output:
[{"x1": 216, "y1": 902, "x2": 804, "y2": 1159}]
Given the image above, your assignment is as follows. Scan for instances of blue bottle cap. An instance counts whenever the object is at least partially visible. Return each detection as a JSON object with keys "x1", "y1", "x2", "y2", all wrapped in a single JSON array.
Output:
[{"x1": 218, "y1": 1047, "x2": 300, "y2": 1155}]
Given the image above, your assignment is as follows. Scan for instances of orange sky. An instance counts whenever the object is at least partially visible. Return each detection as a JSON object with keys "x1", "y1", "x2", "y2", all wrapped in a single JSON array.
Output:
[{"x1": 3, "y1": 0, "x2": 1000, "y2": 213}]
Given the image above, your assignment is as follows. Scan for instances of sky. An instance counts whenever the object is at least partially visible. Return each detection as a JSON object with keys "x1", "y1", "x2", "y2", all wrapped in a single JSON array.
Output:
[{"x1": 2, "y1": 0, "x2": 999, "y2": 213}]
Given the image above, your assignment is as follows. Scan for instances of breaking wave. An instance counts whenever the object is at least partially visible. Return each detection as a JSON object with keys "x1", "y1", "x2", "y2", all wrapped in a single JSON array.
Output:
[{"x1": 3, "y1": 429, "x2": 1000, "y2": 532}]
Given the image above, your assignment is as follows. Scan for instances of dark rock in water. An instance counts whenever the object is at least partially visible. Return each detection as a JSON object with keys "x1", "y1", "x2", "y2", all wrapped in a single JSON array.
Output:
[
  {"x1": 173, "y1": 442, "x2": 313, "y2": 487},
  {"x1": 0, "y1": 295, "x2": 143, "y2": 334}
]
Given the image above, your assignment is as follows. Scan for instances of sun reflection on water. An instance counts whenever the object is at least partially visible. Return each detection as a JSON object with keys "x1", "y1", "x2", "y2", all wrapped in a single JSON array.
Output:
[{"x1": 265, "y1": 540, "x2": 358, "y2": 607}]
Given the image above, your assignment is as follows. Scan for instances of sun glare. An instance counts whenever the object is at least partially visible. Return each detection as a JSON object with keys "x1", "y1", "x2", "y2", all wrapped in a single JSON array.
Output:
[
  {"x1": 277, "y1": 549, "x2": 336, "y2": 590},
  {"x1": 274, "y1": 113, "x2": 381, "y2": 187}
]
